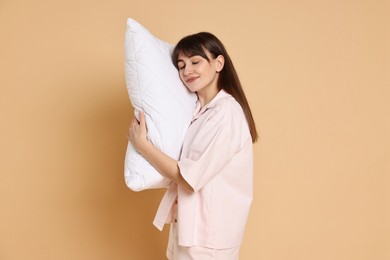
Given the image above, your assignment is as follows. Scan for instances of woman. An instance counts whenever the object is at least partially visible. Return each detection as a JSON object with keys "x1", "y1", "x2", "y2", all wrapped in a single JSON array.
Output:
[{"x1": 128, "y1": 32, "x2": 258, "y2": 260}]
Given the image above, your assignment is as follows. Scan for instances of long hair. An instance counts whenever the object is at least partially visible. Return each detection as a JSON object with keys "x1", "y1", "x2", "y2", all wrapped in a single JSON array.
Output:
[{"x1": 172, "y1": 32, "x2": 258, "y2": 143}]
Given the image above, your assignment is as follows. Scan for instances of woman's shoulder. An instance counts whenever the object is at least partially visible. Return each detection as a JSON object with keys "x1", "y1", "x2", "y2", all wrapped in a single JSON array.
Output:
[
  {"x1": 212, "y1": 91, "x2": 245, "y2": 119},
  {"x1": 209, "y1": 91, "x2": 251, "y2": 145}
]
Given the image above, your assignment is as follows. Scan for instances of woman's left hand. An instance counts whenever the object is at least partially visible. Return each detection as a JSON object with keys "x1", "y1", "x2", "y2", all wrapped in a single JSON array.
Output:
[{"x1": 128, "y1": 111, "x2": 148, "y2": 152}]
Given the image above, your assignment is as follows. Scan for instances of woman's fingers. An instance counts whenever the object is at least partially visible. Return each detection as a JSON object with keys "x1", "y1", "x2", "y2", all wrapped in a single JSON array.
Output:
[
  {"x1": 131, "y1": 117, "x2": 138, "y2": 127},
  {"x1": 139, "y1": 111, "x2": 146, "y2": 129},
  {"x1": 128, "y1": 111, "x2": 147, "y2": 145},
  {"x1": 128, "y1": 112, "x2": 148, "y2": 153}
]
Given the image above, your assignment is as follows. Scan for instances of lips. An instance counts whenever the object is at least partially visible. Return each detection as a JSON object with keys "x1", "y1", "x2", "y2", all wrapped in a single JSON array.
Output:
[{"x1": 186, "y1": 77, "x2": 198, "y2": 83}]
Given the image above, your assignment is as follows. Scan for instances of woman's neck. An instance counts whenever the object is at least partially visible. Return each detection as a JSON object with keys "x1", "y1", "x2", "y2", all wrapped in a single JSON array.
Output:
[{"x1": 197, "y1": 85, "x2": 220, "y2": 109}]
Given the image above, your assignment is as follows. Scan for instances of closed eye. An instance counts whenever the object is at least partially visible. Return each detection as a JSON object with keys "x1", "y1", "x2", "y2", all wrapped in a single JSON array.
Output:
[{"x1": 178, "y1": 62, "x2": 185, "y2": 70}]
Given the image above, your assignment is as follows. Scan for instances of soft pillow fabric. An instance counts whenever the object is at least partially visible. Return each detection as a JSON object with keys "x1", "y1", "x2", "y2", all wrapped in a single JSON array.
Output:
[{"x1": 124, "y1": 18, "x2": 196, "y2": 191}]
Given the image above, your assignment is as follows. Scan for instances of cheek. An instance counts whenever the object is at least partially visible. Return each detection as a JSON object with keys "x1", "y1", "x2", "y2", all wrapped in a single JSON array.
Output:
[
  {"x1": 179, "y1": 72, "x2": 185, "y2": 82},
  {"x1": 179, "y1": 73, "x2": 189, "y2": 88}
]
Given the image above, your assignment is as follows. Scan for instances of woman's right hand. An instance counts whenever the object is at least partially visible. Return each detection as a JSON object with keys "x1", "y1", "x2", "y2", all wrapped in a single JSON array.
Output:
[
  {"x1": 128, "y1": 111, "x2": 148, "y2": 153},
  {"x1": 127, "y1": 111, "x2": 194, "y2": 192}
]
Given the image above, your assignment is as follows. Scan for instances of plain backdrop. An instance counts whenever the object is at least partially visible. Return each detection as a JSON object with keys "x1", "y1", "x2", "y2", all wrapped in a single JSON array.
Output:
[{"x1": 0, "y1": 0, "x2": 389, "y2": 259}]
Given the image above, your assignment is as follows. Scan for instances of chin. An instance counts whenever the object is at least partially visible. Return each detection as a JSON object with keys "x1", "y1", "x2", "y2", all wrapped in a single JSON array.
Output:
[{"x1": 186, "y1": 86, "x2": 199, "y2": 93}]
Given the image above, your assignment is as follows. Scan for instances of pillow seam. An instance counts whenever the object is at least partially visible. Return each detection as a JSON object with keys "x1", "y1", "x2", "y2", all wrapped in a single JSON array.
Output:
[{"x1": 130, "y1": 30, "x2": 143, "y2": 115}]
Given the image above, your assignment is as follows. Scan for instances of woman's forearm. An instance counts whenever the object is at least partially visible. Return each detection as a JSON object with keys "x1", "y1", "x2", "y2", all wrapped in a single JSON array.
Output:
[{"x1": 139, "y1": 141, "x2": 194, "y2": 192}]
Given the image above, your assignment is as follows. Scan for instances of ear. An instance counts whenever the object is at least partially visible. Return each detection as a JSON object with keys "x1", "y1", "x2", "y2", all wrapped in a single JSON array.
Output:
[{"x1": 215, "y1": 55, "x2": 225, "y2": 72}]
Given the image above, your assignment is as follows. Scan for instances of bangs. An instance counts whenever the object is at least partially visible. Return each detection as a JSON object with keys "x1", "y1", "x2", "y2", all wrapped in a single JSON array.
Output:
[{"x1": 172, "y1": 35, "x2": 210, "y2": 69}]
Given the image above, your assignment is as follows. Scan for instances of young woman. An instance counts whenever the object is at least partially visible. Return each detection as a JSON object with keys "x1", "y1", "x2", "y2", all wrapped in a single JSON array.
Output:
[{"x1": 128, "y1": 32, "x2": 258, "y2": 260}]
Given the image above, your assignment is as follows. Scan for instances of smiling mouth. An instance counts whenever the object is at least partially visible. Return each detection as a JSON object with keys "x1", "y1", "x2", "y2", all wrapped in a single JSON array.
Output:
[{"x1": 186, "y1": 77, "x2": 198, "y2": 83}]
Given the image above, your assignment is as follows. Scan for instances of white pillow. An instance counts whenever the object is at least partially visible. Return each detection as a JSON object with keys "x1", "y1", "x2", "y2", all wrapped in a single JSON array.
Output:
[{"x1": 124, "y1": 18, "x2": 196, "y2": 191}]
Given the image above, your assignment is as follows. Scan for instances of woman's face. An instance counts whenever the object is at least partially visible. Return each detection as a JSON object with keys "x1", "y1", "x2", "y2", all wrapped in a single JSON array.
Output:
[{"x1": 176, "y1": 49, "x2": 223, "y2": 93}]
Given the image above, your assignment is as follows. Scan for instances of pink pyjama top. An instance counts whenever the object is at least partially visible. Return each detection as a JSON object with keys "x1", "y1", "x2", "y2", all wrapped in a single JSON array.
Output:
[{"x1": 153, "y1": 89, "x2": 253, "y2": 249}]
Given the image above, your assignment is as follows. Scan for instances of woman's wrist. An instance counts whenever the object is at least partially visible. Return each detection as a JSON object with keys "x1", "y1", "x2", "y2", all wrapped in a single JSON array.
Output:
[{"x1": 137, "y1": 139, "x2": 152, "y2": 156}]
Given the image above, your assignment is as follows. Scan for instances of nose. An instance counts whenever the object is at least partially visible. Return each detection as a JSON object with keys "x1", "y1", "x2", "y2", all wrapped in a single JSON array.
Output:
[{"x1": 183, "y1": 65, "x2": 192, "y2": 77}]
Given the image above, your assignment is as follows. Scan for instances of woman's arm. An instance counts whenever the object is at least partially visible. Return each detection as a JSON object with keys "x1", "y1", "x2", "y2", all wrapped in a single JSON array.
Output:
[{"x1": 128, "y1": 111, "x2": 194, "y2": 192}]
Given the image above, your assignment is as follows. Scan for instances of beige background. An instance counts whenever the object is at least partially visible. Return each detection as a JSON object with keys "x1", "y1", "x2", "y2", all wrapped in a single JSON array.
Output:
[{"x1": 1, "y1": 0, "x2": 389, "y2": 259}]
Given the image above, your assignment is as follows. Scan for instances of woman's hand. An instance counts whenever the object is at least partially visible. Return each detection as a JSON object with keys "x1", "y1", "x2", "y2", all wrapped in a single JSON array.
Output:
[
  {"x1": 127, "y1": 110, "x2": 194, "y2": 192},
  {"x1": 128, "y1": 111, "x2": 148, "y2": 153}
]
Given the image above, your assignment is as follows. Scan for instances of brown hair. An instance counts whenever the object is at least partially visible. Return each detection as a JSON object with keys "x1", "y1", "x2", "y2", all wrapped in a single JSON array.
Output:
[{"x1": 172, "y1": 32, "x2": 258, "y2": 143}]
